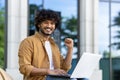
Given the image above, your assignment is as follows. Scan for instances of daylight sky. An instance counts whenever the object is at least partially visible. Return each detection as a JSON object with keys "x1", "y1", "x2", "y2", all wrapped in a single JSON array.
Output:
[
  {"x1": 29, "y1": 0, "x2": 77, "y2": 18},
  {"x1": 98, "y1": 1, "x2": 120, "y2": 56}
]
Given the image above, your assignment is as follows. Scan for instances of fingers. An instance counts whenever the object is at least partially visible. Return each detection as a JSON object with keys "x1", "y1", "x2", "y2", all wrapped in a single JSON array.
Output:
[
  {"x1": 65, "y1": 38, "x2": 73, "y2": 44},
  {"x1": 48, "y1": 69, "x2": 67, "y2": 75},
  {"x1": 54, "y1": 69, "x2": 67, "y2": 75},
  {"x1": 56, "y1": 69, "x2": 67, "y2": 75},
  {"x1": 64, "y1": 38, "x2": 73, "y2": 48}
]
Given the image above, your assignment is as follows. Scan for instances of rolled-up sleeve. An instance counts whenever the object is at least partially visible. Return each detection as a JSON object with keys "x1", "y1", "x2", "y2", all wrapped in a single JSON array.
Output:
[{"x1": 18, "y1": 39, "x2": 34, "y2": 76}]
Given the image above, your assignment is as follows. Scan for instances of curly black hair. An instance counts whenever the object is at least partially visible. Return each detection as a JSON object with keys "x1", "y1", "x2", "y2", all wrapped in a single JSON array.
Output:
[{"x1": 34, "y1": 9, "x2": 61, "y2": 32}]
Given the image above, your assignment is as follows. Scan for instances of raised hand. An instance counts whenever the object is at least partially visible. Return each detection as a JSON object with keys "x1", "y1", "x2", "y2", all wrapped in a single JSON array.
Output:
[{"x1": 64, "y1": 38, "x2": 73, "y2": 49}]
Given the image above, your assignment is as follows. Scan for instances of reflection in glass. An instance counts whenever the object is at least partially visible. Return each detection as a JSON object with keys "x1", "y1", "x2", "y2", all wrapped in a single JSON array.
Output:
[{"x1": 99, "y1": 0, "x2": 120, "y2": 80}]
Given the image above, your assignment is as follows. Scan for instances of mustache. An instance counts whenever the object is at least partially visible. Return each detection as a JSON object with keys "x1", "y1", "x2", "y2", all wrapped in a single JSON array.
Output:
[{"x1": 44, "y1": 27, "x2": 52, "y2": 30}]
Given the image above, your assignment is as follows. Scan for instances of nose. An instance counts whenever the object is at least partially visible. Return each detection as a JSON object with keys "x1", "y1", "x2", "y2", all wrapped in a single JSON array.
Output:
[
  {"x1": 47, "y1": 22, "x2": 54, "y2": 28},
  {"x1": 47, "y1": 23, "x2": 51, "y2": 27}
]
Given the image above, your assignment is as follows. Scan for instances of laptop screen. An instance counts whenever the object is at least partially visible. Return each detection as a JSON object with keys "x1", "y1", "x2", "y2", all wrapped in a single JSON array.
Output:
[{"x1": 70, "y1": 52, "x2": 102, "y2": 79}]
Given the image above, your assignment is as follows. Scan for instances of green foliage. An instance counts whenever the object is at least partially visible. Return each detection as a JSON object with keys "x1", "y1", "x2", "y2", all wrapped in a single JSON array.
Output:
[
  {"x1": 29, "y1": 4, "x2": 39, "y2": 28},
  {"x1": 0, "y1": 8, "x2": 5, "y2": 68},
  {"x1": 28, "y1": 4, "x2": 40, "y2": 35},
  {"x1": 112, "y1": 12, "x2": 120, "y2": 49},
  {"x1": 103, "y1": 50, "x2": 110, "y2": 58},
  {"x1": 61, "y1": 16, "x2": 78, "y2": 54}
]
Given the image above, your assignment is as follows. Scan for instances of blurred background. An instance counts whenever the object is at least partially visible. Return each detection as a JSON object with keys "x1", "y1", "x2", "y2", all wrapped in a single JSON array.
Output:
[{"x1": 0, "y1": 0, "x2": 120, "y2": 80}]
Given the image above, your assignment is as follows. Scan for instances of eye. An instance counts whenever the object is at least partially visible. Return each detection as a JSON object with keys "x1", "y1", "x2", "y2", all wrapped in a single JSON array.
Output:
[{"x1": 51, "y1": 22, "x2": 55, "y2": 25}]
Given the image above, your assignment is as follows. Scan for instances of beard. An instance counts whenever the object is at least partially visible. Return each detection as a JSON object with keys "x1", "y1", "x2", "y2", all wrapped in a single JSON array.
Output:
[{"x1": 39, "y1": 27, "x2": 53, "y2": 36}]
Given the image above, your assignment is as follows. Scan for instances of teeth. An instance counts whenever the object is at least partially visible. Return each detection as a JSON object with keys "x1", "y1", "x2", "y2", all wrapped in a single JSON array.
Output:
[{"x1": 46, "y1": 28, "x2": 51, "y2": 31}]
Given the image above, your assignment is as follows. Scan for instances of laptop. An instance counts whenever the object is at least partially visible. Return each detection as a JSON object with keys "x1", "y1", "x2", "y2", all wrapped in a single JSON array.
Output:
[{"x1": 46, "y1": 52, "x2": 102, "y2": 79}]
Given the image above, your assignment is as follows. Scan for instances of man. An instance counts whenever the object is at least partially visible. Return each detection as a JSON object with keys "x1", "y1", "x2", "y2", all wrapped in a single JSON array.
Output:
[{"x1": 18, "y1": 9, "x2": 73, "y2": 80}]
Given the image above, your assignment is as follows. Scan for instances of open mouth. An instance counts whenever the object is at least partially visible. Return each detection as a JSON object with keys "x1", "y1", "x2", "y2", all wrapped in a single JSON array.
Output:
[{"x1": 45, "y1": 28, "x2": 51, "y2": 32}]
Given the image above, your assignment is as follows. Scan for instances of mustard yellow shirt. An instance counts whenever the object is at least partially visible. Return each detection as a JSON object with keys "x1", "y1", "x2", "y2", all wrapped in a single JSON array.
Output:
[{"x1": 18, "y1": 32, "x2": 71, "y2": 80}]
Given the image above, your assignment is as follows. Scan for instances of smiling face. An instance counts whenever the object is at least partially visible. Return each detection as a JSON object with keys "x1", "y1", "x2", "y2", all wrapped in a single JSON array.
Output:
[{"x1": 38, "y1": 20, "x2": 56, "y2": 36}]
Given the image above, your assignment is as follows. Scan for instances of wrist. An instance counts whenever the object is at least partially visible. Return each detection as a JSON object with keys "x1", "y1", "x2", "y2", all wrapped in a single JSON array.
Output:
[
  {"x1": 68, "y1": 47, "x2": 73, "y2": 50},
  {"x1": 46, "y1": 69, "x2": 49, "y2": 75}
]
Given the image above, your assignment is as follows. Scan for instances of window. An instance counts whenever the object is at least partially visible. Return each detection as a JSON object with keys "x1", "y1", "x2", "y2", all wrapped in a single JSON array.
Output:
[
  {"x1": 99, "y1": 0, "x2": 120, "y2": 80},
  {"x1": 28, "y1": 0, "x2": 78, "y2": 74}
]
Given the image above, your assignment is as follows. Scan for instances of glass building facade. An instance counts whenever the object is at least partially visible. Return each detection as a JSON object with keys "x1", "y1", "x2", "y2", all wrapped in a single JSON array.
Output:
[
  {"x1": 99, "y1": 0, "x2": 120, "y2": 80},
  {"x1": 1, "y1": 0, "x2": 120, "y2": 80}
]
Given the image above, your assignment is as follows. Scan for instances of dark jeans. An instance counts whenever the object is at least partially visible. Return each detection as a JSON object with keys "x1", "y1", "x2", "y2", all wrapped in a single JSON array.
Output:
[
  {"x1": 46, "y1": 75, "x2": 89, "y2": 80},
  {"x1": 77, "y1": 78, "x2": 89, "y2": 80}
]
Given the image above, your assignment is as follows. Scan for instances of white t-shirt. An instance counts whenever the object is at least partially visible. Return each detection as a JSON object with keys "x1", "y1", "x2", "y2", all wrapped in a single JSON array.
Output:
[{"x1": 44, "y1": 41, "x2": 54, "y2": 70}]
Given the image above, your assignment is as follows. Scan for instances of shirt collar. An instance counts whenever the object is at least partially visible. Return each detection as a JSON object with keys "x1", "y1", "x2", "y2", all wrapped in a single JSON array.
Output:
[{"x1": 34, "y1": 31, "x2": 55, "y2": 43}]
